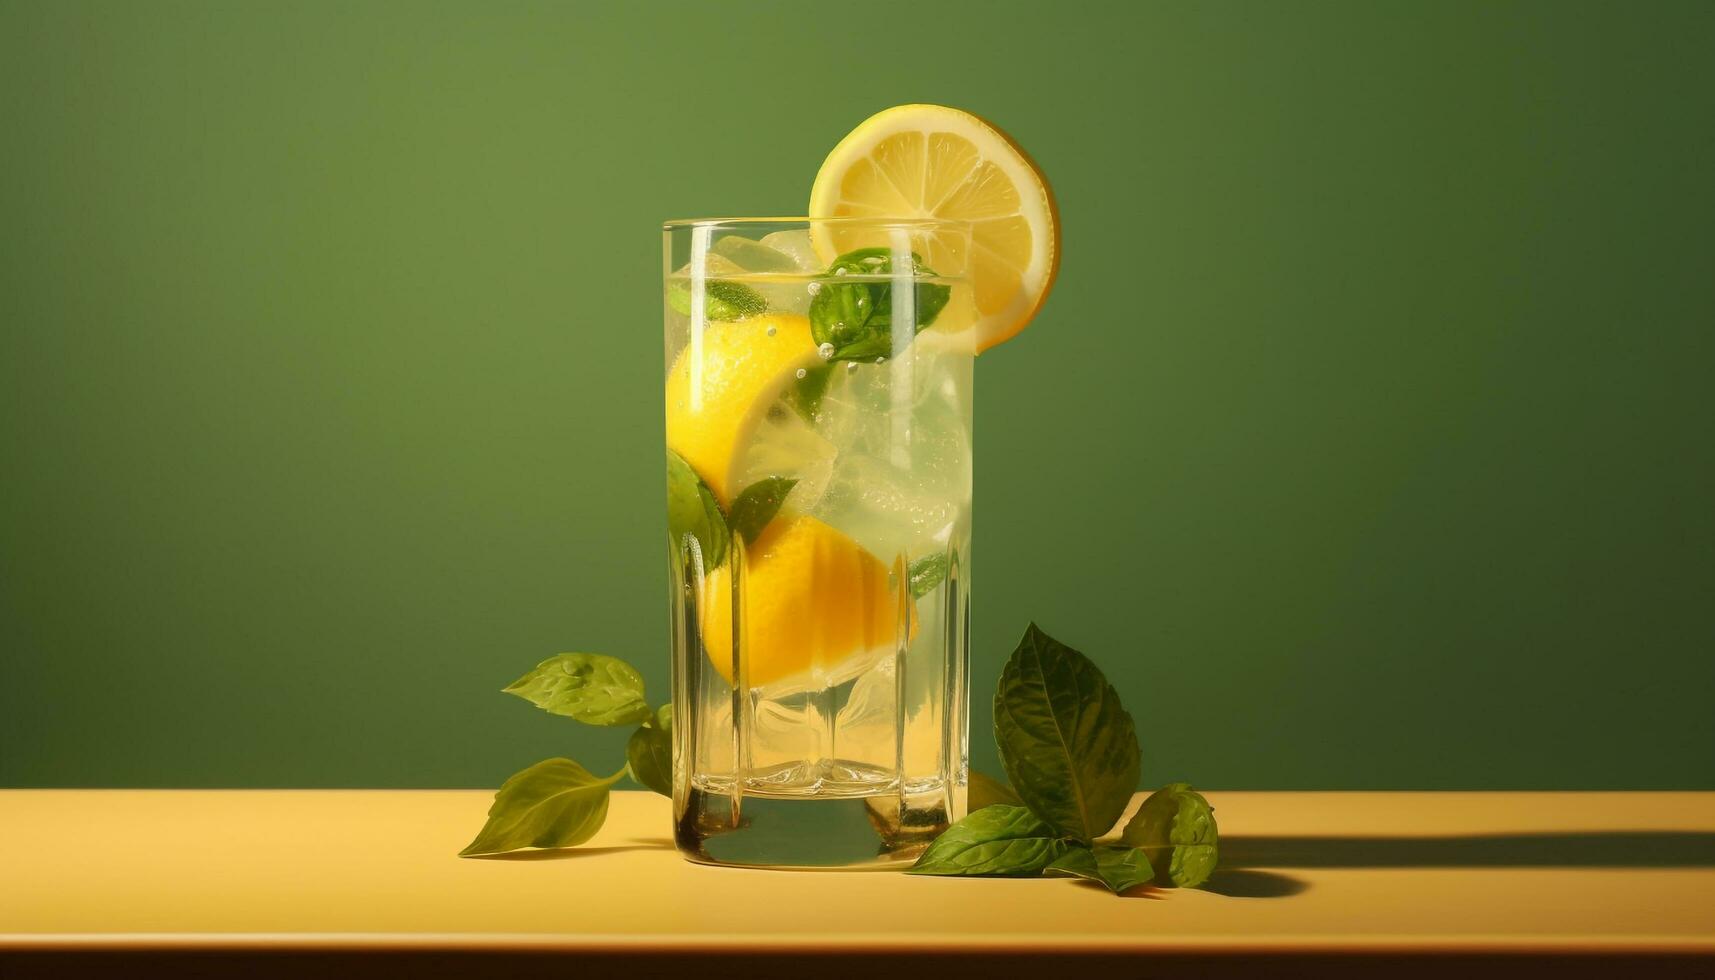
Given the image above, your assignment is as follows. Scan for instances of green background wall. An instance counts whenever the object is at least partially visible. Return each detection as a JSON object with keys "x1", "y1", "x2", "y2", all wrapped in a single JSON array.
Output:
[{"x1": 3, "y1": 0, "x2": 1712, "y2": 790}]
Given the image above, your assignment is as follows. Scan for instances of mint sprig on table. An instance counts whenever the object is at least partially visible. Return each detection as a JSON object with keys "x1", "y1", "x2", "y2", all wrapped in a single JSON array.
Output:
[
  {"x1": 459, "y1": 652, "x2": 672, "y2": 856},
  {"x1": 909, "y1": 623, "x2": 1221, "y2": 894}
]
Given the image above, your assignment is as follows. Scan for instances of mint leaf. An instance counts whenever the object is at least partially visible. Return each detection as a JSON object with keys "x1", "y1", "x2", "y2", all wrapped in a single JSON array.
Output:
[
  {"x1": 503, "y1": 653, "x2": 652, "y2": 726},
  {"x1": 809, "y1": 248, "x2": 950, "y2": 362},
  {"x1": 655, "y1": 703, "x2": 673, "y2": 733},
  {"x1": 459, "y1": 758, "x2": 619, "y2": 856},
  {"x1": 666, "y1": 278, "x2": 768, "y2": 321},
  {"x1": 993, "y1": 622, "x2": 1141, "y2": 843},
  {"x1": 727, "y1": 477, "x2": 797, "y2": 544},
  {"x1": 787, "y1": 363, "x2": 835, "y2": 422},
  {"x1": 906, "y1": 805, "x2": 1071, "y2": 877},
  {"x1": 1121, "y1": 782, "x2": 1220, "y2": 888},
  {"x1": 908, "y1": 553, "x2": 950, "y2": 599},
  {"x1": 1047, "y1": 845, "x2": 1156, "y2": 894},
  {"x1": 667, "y1": 449, "x2": 729, "y2": 569},
  {"x1": 968, "y1": 769, "x2": 1022, "y2": 810},
  {"x1": 626, "y1": 723, "x2": 672, "y2": 797}
]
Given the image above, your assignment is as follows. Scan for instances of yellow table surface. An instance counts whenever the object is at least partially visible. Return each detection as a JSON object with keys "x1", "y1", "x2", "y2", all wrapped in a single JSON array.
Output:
[{"x1": 2, "y1": 790, "x2": 1713, "y2": 954}]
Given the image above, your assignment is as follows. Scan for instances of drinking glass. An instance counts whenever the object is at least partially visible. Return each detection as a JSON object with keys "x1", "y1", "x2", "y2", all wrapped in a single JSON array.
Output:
[{"x1": 663, "y1": 217, "x2": 973, "y2": 868}]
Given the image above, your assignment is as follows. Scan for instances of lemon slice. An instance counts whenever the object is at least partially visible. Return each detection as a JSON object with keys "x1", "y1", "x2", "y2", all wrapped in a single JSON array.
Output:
[
  {"x1": 700, "y1": 514, "x2": 911, "y2": 690},
  {"x1": 664, "y1": 313, "x2": 824, "y2": 506},
  {"x1": 809, "y1": 104, "x2": 1059, "y2": 352}
]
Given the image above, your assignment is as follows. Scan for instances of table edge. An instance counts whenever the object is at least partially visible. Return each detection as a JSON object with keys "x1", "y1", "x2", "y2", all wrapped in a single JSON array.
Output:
[{"x1": 4, "y1": 933, "x2": 1713, "y2": 955}]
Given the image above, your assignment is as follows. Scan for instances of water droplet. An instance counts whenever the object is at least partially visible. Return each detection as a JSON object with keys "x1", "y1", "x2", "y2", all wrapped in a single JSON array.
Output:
[
  {"x1": 795, "y1": 368, "x2": 807, "y2": 379},
  {"x1": 817, "y1": 342, "x2": 836, "y2": 360},
  {"x1": 834, "y1": 268, "x2": 848, "y2": 276},
  {"x1": 807, "y1": 281, "x2": 822, "y2": 295},
  {"x1": 845, "y1": 361, "x2": 858, "y2": 373},
  {"x1": 875, "y1": 356, "x2": 886, "y2": 364},
  {"x1": 766, "y1": 325, "x2": 777, "y2": 337}
]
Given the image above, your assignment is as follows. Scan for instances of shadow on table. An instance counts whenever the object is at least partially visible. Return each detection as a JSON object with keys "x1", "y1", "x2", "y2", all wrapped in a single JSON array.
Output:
[
  {"x1": 1222, "y1": 832, "x2": 1715, "y2": 869},
  {"x1": 1202, "y1": 869, "x2": 1311, "y2": 897},
  {"x1": 465, "y1": 838, "x2": 675, "y2": 861}
]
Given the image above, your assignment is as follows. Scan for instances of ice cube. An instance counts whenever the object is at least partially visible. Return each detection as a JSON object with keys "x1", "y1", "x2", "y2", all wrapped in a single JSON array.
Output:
[
  {"x1": 804, "y1": 352, "x2": 972, "y2": 557},
  {"x1": 673, "y1": 252, "x2": 745, "y2": 278},
  {"x1": 710, "y1": 235, "x2": 798, "y2": 273},
  {"x1": 759, "y1": 230, "x2": 823, "y2": 272}
]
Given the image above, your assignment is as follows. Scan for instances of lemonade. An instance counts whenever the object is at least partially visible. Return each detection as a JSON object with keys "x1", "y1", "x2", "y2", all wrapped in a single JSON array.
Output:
[{"x1": 665, "y1": 106, "x2": 1056, "y2": 869}]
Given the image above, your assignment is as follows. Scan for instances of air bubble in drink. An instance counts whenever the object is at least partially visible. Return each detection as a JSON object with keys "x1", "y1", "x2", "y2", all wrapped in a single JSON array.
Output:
[{"x1": 818, "y1": 343, "x2": 836, "y2": 360}]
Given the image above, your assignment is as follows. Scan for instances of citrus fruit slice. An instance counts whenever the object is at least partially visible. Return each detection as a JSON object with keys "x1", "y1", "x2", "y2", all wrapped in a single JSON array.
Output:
[
  {"x1": 664, "y1": 313, "x2": 827, "y2": 507},
  {"x1": 700, "y1": 514, "x2": 911, "y2": 690},
  {"x1": 809, "y1": 104, "x2": 1058, "y2": 352}
]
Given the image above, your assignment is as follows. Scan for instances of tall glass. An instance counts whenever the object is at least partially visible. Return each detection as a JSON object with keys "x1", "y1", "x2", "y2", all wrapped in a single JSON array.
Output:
[{"x1": 663, "y1": 218, "x2": 973, "y2": 869}]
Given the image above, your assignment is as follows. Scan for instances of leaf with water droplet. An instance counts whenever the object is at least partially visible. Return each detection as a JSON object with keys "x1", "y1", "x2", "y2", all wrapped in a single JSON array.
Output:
[{"x1": 503, "y1": 653, "x2": 653, "y2": 726}]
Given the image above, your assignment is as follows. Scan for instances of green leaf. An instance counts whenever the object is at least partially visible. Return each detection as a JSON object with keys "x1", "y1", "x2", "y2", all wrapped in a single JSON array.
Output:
[
  {"x1": 458, "y1": 758, "x2": 619, "y2": 856},
  {"x1": 503, "y1": 653, "x2": 652, "y2": 726},
  {"x1": 787, "y1": 363, "x2": 835, "y2": 422},
  {"x1": 655, "y1": 703, "x2": 673, "y2": 734},
  {"x1": 727, "y1": 476, "x2": 798, "y2": 544},
  {"x1": 1047, "y1": 845, "x2": 1156, "y2": 895},
  {"x1": 968, "y1": 769, "x2": 1022, "y2": 810},
  {"x1": 666, "y1": 278, "x2": 768, "y2": 320},
  {"x1": 1121, "y1": 782, "x2": 1220, "y2": 888},
  {"x1": 993, "y1": 622, "x2": 1141, "y2": 843},
  {"x1": 809, "y1": 248, "x2": 951, "y2": 362},
  {"x1": 906, "y1": 805, "x2": 1072, "y2": 877},
  {"x1": 667, "y1": 449, "x2": 729, "y2": 569},
  {"x1": 908, "y1": 553, "x2": 950, "y2": 599},
  {"x1": 626, "y1": 724, "x2": 673, "y2": 797}
]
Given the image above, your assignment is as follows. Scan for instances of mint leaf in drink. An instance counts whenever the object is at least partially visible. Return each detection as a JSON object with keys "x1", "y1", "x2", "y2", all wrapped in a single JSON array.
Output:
[
  {"x1": 458, "y1": 758, "x2": 620, "y2": 856},
  {"x1": 667, "y1": 449, "x2": 730, "y2": 569},
  {"x1": 727, "y1": 476, "x2": 798, "y2": 544},
  {"x1": 908, "y1": 553, "x2": 950, "y2": 599},
  {"x1": 1046, "y1": 845, "x2": 1156, "y2": 895},
  {"x1": 503, "y1": 653, "x2": 653, "y2": 726},
  {"x1": 1121, "y1": 782, "x2": 1219, "y2": 888},
  {"x1": 907, "y1": 805, "x2": 1072, "y2": 877},
  {"x1": 666, "y1": 278, "x2": 768, "y2": 321},
  {"x1": 993, "y1": 622, "x2": 1141, "y2": 843},
  {"x1": 626, "y1": 723, "x2": 672, "y2": 797},
  {"x1": 968, "y1": 768, "x2": 1022, "y2": 810},
  {"x1": 809, "y1": 248, "x2": 950, "y2": 362},
  {"x1": 787, "y1": 363, "x2": 835, "y2": 422}
]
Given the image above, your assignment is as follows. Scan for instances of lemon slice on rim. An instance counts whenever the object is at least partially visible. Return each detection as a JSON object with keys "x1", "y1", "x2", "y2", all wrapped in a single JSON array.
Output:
[{"x1": 809, "y1": 104, "x2": 1059, "y2": 352}]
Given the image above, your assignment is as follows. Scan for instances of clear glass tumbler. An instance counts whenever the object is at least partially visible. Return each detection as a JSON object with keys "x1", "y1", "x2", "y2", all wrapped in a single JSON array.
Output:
[{"x1": 663, "y1": 217, "x2": 973, "y2": 869}]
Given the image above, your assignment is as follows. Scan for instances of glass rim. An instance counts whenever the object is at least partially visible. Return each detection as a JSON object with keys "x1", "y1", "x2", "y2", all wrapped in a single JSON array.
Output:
[{"x1": 661, "y1": 215, "x2": 973, "y2": 232}]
